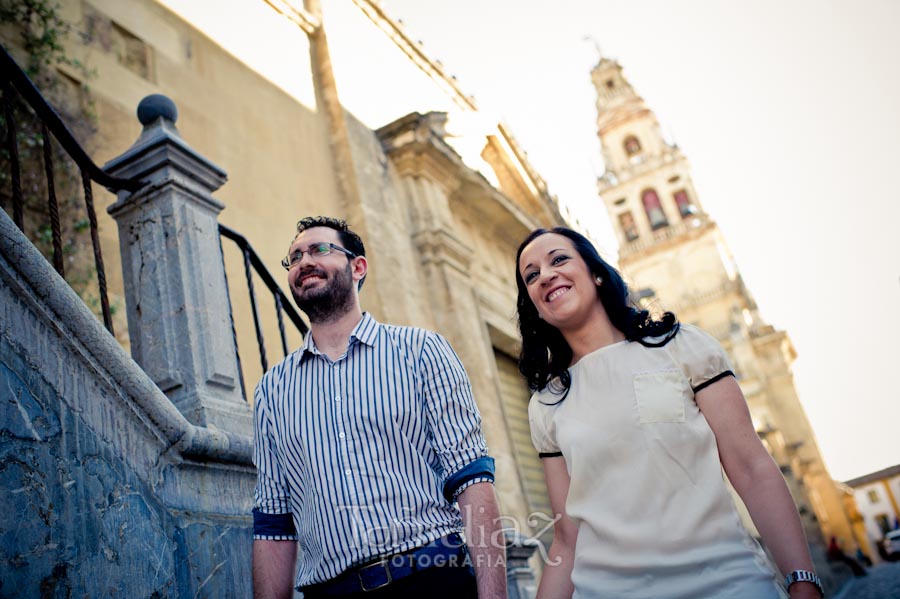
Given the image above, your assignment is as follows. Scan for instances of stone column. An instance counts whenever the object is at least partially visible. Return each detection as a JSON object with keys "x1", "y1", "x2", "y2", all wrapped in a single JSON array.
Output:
[
  {"x1": 105, "y1": 95, "x2": 250, "y2": 433},
  {"x1": 379, "y1": 112, "x2": 533, "y2": 529}
]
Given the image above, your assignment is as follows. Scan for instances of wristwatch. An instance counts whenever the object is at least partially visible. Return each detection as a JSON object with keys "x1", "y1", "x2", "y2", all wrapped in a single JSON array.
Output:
[{"x1": 784, "y1": 570, "x2": 824, "y2": 597}]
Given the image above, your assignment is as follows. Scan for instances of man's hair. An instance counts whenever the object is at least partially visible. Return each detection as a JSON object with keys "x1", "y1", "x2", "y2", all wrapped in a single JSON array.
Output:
[{"x1": 293, "y1": 216, "x2": 366, "y2": 258}]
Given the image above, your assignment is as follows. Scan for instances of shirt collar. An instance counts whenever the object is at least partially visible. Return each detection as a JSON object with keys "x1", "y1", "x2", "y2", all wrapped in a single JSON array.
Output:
[
  {"x1": 297, "y1": 312, "x2": 380, "y2": 360},
  {"x1": 350, "y1": 312, "x2": 380, "y2": 347}
]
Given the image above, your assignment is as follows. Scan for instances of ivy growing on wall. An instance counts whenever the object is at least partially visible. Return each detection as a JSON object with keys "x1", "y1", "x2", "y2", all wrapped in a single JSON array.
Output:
[{"x1": 0, "y1": 0, "x2": 116, "y2": 319}]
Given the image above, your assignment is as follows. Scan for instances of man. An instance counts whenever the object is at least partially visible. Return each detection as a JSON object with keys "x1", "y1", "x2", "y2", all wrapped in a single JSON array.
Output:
[{"x1": 252, "y1": 216, "x2": 507, "y2": 598}]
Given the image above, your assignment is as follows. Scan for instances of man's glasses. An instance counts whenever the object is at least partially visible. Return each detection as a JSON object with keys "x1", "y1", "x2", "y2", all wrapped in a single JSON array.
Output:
[{"x1": 281, "y1": 242, "x2": 357, "y2": 270}]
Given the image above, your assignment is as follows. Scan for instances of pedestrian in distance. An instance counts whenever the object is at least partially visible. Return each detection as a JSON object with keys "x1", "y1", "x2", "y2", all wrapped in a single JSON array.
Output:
[
  {"x1": 828, "y1": 536, "x2": 867, "y2": 576},
  {"x1": 515, "y1": 226, "x2": 823, "y2": 599},
  {"x1": 252, "y1": 216, "x2": 508, "y2": 599},
  {"x1": 855, "y1": 547, "x2": 873, "y2": 568}
]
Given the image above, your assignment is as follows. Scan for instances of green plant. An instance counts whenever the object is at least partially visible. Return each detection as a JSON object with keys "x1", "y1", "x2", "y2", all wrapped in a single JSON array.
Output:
[{"x1": 1, "y1": 0, "x2": 105, "y2": 321}]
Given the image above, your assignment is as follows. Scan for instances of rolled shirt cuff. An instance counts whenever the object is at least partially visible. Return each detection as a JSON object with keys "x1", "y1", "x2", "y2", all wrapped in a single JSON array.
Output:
[
  {"x1": 452, "y1": 476, "x2": 494, "y2": 500},
  {"x1": 252, "y1": 508, "x2": 298, "y2": 540},
  {"x1": 443, "y1": 456, "x2": 495, "y2": 502}
]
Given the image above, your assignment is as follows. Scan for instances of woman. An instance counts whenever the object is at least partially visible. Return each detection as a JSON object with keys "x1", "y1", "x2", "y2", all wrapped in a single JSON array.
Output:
[{"x1": 515, "y1": 227, "x2": 822, "y2": 599}]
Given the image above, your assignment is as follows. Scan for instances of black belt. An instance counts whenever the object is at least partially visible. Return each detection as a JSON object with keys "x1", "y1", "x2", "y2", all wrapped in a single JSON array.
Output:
[{"x1": 302, "y1": 533, "x2": 469, "y2": 595}]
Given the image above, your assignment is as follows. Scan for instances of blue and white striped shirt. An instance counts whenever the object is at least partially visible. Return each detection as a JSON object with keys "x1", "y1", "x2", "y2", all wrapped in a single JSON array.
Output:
[{"x1": 252, "y1": 312, "x2": 495, "y2": 587}]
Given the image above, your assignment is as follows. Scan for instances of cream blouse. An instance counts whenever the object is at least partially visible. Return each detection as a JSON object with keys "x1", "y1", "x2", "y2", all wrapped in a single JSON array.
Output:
[{"x1": 529, "y1": 324, "x2": 786, "y2": 599}]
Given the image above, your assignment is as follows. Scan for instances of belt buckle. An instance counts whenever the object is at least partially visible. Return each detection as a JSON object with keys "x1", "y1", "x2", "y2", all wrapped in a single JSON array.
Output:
[{"x1": 357, "y1": 557, "x2": 392, "y2": 592}]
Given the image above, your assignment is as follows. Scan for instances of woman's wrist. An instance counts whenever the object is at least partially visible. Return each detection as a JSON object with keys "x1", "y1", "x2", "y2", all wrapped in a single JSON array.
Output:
[
  {"x1": 784, "y1": 569, "x2": 824, "y2": 598},
  {"x1": 788, "y1": 580, "x2": 823, "y2": 598}
]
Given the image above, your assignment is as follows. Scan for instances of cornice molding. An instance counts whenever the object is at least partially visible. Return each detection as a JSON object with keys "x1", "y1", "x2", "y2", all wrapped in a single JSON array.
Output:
[
  {"x1": 377, "y1": 112, "x2": 463, "y2": 195},
  {"x1": 411, "y1": 228, "x2": 473, "y2": 275}
]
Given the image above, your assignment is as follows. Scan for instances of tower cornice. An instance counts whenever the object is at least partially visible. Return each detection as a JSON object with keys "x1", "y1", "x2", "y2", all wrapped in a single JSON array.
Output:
[
  {"x1": 618, "y1": 216, "x2": 713, "y2": 264},
  {"x1": 597, "y1": 147, "x2": 687, "y2": 194},
  {"x1": 597, "y1": 106, "x2": 655, "y2": 136}
]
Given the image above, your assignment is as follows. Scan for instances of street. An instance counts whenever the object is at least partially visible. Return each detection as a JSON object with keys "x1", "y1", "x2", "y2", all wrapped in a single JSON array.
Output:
[{"x1": 833, "y1": 561, "x2": 900, "y2": 599}]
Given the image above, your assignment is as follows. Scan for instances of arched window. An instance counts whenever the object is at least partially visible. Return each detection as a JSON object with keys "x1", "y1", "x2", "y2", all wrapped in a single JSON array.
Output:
[
  {"x1": 623, "y1": 135, "x2": 642, "y2": 157},
  {"x1": 673, "y1": 189, "x2": 696, "y2": 218},
  {"x1": 618, "y1": 211, "x2": 639, "y2": 242},
  {"x1": 642, "y1": 189, "x2": 668, "y2": 229}
]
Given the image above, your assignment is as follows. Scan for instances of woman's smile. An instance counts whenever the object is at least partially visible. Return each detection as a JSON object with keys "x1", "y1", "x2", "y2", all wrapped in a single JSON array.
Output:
[{"x1": 546, "y1": 286, "x2": 571, "y2": 302}]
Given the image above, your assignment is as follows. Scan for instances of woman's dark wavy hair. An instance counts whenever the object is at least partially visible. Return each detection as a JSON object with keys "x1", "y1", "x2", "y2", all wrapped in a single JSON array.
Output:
[{"x1": 516, "y1": 227, "x2": 679, "y2": 400}]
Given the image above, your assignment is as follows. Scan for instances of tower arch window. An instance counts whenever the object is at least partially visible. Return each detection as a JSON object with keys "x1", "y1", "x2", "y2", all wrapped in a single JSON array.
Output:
[
  {"x1": 673, "y1": 189, "x2": 696, "y2": 218},
  {"x1": 642, "y1": 189, "x2": 668, "y2": 230},
  {"x1": 618, "y1": 211, "x2": 639, "y2": 242},
  {"x1": 623, "y1": 135, "x2": 642, "y2": 157}
]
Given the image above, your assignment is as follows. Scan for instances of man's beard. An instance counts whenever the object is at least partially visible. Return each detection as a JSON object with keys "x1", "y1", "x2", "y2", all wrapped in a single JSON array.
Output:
[{"x1": 291, "y1": 263, "x2": 356, "y2": 324}]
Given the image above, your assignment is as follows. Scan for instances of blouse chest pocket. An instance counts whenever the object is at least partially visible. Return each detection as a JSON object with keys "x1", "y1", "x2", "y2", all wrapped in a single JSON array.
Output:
[{"x1": 632, "y1": 369, "x2": 688, "y2": 424}]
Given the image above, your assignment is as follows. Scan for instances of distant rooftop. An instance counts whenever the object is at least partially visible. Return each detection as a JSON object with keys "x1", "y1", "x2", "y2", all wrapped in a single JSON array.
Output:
[{"x1": 845, "y1": 464, "x2": 900, "y2": 487}]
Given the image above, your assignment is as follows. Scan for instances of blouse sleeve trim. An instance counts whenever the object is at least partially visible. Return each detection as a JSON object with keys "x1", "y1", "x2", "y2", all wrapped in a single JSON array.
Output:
[{"x1": 692, "y1": 370, "x2": 734, "y2": 393}]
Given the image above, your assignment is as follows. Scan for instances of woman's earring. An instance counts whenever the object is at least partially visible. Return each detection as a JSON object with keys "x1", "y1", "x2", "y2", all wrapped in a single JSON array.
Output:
[{"x1": 595, "y1": 276, "x2": 603, "y2": 286}]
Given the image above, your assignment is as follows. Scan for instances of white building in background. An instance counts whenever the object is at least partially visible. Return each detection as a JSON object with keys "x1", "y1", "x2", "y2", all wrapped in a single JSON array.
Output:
[{"x1": 845, "y1": 465, "x2": 900, "y2": 552}]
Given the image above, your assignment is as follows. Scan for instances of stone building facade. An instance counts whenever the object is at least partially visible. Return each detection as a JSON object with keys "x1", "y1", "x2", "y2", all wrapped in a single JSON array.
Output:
[
  {"x1": 1, "y1": 0, "x2": 566, "y2": 595},
  {"x1": 590, "y1": 56, "x2": 856, "y2": 587}
]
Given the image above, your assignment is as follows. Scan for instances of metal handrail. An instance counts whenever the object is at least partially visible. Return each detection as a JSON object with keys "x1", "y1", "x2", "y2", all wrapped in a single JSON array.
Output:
[
  {"x1": 219, "y1": 223, "x2": 307, "y2": 383},
  {"x1": 0, "y1": 45, "x2": 142, "y2": 192},
  {"x1": 1, "y1": 43, "x2": 145, "y2": 334},
  {"x1": 2, "y1": 43, "x2": 306, "y2": 390}
]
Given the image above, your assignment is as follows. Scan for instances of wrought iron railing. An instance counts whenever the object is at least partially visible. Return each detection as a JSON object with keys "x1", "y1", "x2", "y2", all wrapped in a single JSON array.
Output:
[
  {"x1": 2, "y1": 44, "x2": 307, "y2": 395},
  {"x1": 1, "y1": 43, "x2": 143, "y2": 334},
  {"x1": 219, "y1": 224, "x2": 307, "y2": 396}
]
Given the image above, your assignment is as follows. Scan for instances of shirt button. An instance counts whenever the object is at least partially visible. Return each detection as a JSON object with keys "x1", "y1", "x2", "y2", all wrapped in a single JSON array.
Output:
[
  {"x1": 345, "y1": 469, "x2": 352, "y2": 476},
  {"x1": 339, "y1": 432, "x2": 345, "y2": 439},
  {"x1": 334, "y1": 396, "x2": 341, "y2": 402}
]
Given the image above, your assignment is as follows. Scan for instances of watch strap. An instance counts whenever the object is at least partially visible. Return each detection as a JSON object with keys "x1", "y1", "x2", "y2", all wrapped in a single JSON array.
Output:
[{"x1": 784, "y1": 569, "x2": 824, "y2": 597}]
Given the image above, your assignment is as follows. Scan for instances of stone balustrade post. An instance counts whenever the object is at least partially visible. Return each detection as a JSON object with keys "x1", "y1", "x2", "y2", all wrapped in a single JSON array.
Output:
[
  {"x1": 505, "y1": 531, "x2": 539, "y2": 599},
  {"x1": 105, "y1": 94, "x2": 250, "y2": 433}
]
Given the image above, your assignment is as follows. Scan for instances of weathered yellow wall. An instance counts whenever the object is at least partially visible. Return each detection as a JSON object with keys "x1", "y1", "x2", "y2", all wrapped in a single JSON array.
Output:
[{"x1": 30, "y1": 0, "x2": 344, "y2": 388}]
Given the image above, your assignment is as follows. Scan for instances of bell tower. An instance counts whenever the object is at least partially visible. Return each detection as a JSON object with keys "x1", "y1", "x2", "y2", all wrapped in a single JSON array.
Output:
[
  {"x1": 593, "y1": 59, "x2": 669, "y2": 176},
  {"x1": 591, "y1": 56, "x2": 859, "y2": 574},
  {"x1": 593, "y1": 57, "x2": 709, "y2": 267}
]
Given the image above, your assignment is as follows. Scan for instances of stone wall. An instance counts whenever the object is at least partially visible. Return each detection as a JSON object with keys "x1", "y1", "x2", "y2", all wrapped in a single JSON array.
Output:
[{"x1": 0, "y1": 209, "x2": 255, "y2": 598}]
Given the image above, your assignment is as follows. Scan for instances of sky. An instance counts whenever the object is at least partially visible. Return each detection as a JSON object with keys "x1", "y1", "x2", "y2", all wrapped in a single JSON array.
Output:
[{"x1": 157, "y1": 0, "x2": 900, "y2": 482}]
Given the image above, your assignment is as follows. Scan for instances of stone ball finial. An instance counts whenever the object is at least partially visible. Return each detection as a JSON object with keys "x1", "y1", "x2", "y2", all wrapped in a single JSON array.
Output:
[{"x1": 137, "y1": 94, "x2": 178, "y2": 126}]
